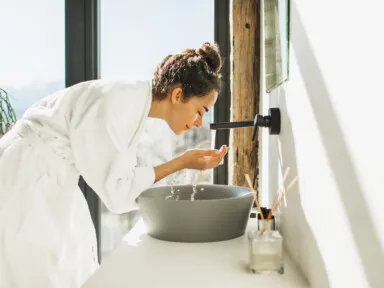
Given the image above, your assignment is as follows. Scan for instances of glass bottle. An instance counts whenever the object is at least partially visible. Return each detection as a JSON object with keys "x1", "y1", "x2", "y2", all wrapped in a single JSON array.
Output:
[{"x1": 247, "y1": 224, "x2": 284, "y2": 274}]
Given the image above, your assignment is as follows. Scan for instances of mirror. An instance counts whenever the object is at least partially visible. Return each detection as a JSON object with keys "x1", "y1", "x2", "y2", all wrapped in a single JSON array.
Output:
[{"x1": 264, "y1": 0, "x2": 290, "y2": 93}]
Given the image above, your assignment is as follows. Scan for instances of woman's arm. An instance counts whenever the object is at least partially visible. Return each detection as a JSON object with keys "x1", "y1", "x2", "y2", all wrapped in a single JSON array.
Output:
[{"x1": 154, "y1": 157, "x2": 184, "y2": 183}]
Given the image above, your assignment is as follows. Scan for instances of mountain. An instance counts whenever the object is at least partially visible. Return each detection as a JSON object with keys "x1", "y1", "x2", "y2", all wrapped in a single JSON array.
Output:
[{"x1": 1, "y1": 80, "x2": 64, "y2": 118}]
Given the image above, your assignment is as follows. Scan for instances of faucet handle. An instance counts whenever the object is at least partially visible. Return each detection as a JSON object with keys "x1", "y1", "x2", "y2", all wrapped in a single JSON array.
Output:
[
  {"x1": 268, "y1": 108, "x2": 281, "y2": 135},
  {"x1": 252, "y1": 108, "x2": 281, "y2": 141}
]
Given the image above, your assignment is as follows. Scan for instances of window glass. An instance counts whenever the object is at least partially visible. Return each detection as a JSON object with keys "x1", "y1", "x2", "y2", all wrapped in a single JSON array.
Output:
[{"x1": 0, "y1": 0, "x2": 65, "y2": 118}]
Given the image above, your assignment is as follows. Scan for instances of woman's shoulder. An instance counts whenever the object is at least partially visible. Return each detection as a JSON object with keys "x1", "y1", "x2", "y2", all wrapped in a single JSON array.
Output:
[
  {"x1": 89, "y1": 79, "x2": 150, "y2": 92},
  {"x1": 68, "y1": 79, "x2": 150, "y2": 96},
  {"x1": 90, "y1": 79, "x2": 151, "y2": 117},
  {"x1": 83, "y1": 79, "x2": 149, "y2": 104}
]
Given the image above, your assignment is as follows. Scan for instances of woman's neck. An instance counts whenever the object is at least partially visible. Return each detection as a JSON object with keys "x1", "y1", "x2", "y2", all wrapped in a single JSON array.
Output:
[{"x1": 148, "y1": 99, "x2": 169, "y2": 122}]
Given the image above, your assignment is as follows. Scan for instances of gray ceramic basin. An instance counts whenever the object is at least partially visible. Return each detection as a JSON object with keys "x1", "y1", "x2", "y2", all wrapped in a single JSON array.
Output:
[{"x1": 136, "y1": 184, "x2": 254, "y2": 243}]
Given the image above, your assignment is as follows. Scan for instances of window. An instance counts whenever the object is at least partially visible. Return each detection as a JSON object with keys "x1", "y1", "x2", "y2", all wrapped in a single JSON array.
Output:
[
  {"x1": 264, "y1": 0, "x2": 290, "y2": 93},
  {"x1": 99, "y1": 0, "x2": 215, "y2": 260},
  {"x1": 0, "y1": 0, "x2": 65, "y2": 117}
]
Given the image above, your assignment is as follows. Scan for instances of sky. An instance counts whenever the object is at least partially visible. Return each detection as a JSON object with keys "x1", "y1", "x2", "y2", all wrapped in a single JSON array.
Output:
[{"x1": 0, "y1": 0, "x2": 214, "y2": 116}]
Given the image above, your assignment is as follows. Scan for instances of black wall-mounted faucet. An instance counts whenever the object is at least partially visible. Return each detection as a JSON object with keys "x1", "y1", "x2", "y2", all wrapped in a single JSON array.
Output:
[{"x1": 210, "y1": 108, "x2": 281, "y2": 140}]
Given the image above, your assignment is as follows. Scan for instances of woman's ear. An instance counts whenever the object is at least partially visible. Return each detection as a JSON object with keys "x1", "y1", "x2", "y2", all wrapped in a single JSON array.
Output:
[{"x1": 170, "y1": 87, "x2": 183, "y2": 104}]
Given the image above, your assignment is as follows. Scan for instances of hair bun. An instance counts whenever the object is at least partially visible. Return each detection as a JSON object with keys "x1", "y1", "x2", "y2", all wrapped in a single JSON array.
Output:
[{"x1": 195, "y1": 42, "x2": 222, "y2": 74}]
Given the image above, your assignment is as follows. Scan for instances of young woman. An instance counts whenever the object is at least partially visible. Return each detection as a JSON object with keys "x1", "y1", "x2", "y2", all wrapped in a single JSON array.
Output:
[{"x1": 0, "y1": 42, "x2": 228, "y2": 287}]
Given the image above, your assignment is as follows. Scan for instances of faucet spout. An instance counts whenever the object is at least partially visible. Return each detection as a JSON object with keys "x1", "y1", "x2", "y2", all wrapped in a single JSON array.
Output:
[
  {"x1": 209, "y1": 108, "x2": 281, "y2": 140},
  {"x1": 209, "y1": 121, "x2": 254, "y2": 130}
]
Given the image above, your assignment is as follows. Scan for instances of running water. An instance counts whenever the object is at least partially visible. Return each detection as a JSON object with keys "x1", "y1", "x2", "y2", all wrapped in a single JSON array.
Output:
[
  {"x1": 165, "y1": 179, "x2": 176, "y2": 200},
  {"x1": 166, "y1": 166, "x2": 207, "y2": 201},
  {"x1": 191, "y1": 170, "x2": 203, "y2": 201},
  {"x1": 165, "y1": 170, "x2": 187, "y2": 200},
  {"x1": 191, "y1": 183, "x2": 197, "y2": 201},
  {"x1": 166, "y1": 184, "x2": 180, "y2": 200}
]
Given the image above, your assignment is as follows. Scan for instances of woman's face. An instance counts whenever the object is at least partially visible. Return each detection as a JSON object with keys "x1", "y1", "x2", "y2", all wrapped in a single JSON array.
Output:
[{"x1": 168, "y1": 87, "x2": 218, "y2": 135}]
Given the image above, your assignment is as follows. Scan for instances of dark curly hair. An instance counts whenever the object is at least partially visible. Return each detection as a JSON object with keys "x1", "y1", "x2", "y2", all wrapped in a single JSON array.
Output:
[{"x1": 152, "y1": 42, "x2": 223, "y2": 101}]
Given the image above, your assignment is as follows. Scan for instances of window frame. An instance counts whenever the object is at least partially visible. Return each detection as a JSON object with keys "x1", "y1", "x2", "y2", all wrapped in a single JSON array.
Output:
[
  {"x1": 65, "y1": 0, "x2": 101, "y2": 262},
  {"x1": 213, "y1": 0, "x2": 231, "y2": 185}
]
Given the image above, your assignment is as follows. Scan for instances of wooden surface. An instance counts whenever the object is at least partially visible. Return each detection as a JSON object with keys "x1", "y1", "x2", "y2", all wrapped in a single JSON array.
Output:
[{"x1": 230, "y1": 0, "x2": 260, "y2": 194}]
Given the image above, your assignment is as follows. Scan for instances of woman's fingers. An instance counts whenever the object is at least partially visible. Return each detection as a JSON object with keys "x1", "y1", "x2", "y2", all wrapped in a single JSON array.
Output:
[
  {"x1": 182, "y1": 145, "x2": 230, "y2": 170},
  {"x1": 197, "y1": 149, "x2": 220, "y2": 157},
  {"x1": 202, "y1": 149, "x2": 229, "y2": 169}
]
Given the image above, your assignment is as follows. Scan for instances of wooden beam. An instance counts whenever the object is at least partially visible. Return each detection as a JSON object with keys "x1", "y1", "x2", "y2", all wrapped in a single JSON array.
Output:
[{"x1": 230, "y1": 0, "x2": 260, "y2": 193}]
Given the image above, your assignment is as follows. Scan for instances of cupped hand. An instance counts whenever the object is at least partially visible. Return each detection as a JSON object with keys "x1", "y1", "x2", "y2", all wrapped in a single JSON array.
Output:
[{"x1": 180, "y1": 145, "x2": 230, "y2": 170}]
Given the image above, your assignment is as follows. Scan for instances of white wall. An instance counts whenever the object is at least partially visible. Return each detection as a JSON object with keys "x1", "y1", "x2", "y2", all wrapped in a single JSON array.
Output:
[{"x1": 263, "y1": 1, "x2": 384, "y2": 287}]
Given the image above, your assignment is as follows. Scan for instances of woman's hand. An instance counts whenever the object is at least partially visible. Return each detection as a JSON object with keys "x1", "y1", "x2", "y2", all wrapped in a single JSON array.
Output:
[
  {"x1": 180, "y1": 145, "x2": 230, "y2": 170},
  {"x1": 154, "y1": 145, "x2": 229, "y2": 183}
]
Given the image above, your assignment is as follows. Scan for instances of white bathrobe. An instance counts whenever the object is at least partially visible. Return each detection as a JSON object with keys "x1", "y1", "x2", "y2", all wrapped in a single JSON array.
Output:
[{"x1": 0, "y1": 80, "x2": 155, "y2": 287}]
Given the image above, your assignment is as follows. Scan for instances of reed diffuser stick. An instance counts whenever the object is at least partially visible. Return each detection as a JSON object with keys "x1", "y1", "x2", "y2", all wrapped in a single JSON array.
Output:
[
  {"x1": 267, "y1": 176, "x2": 298, "y2": 221},
  {"x1": 245, "y1": 174, "x2": 264, "y2": 221},
  {"x1": 272, "y1": 176, "x2": 298, "y2": 213},
  {"x1": 268, "y1": 167, "x2": 291, "y2": 219},
  {"x1": 261, "y1": 175, "x2": 298, "y2": 236}
]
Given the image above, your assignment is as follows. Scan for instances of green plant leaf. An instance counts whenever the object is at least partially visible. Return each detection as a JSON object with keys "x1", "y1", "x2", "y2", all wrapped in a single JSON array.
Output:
[{"x1": 0, "y1": 88, "x2": 17, "y2": 135}]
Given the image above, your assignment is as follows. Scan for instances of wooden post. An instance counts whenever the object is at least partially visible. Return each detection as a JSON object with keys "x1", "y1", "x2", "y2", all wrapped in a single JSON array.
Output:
[{"x1": 230, "y1": 0, "x2": 260, "y2": 193}]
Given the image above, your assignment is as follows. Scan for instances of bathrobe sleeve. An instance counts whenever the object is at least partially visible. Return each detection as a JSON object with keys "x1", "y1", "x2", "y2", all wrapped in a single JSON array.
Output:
[{"x1": 69, "y1": 80, "x2": 155, "y2": 214}]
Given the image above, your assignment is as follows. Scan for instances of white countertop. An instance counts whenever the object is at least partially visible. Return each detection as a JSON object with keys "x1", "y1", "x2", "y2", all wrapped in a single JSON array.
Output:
[{"x1": 83, "y1": 219, "x2": 309, "y2": 288}]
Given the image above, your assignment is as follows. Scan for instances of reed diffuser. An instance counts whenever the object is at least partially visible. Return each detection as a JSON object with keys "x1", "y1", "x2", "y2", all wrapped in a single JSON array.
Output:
[{"x1": 245, "y1": 168, "x2": 298, "y2": 274}]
